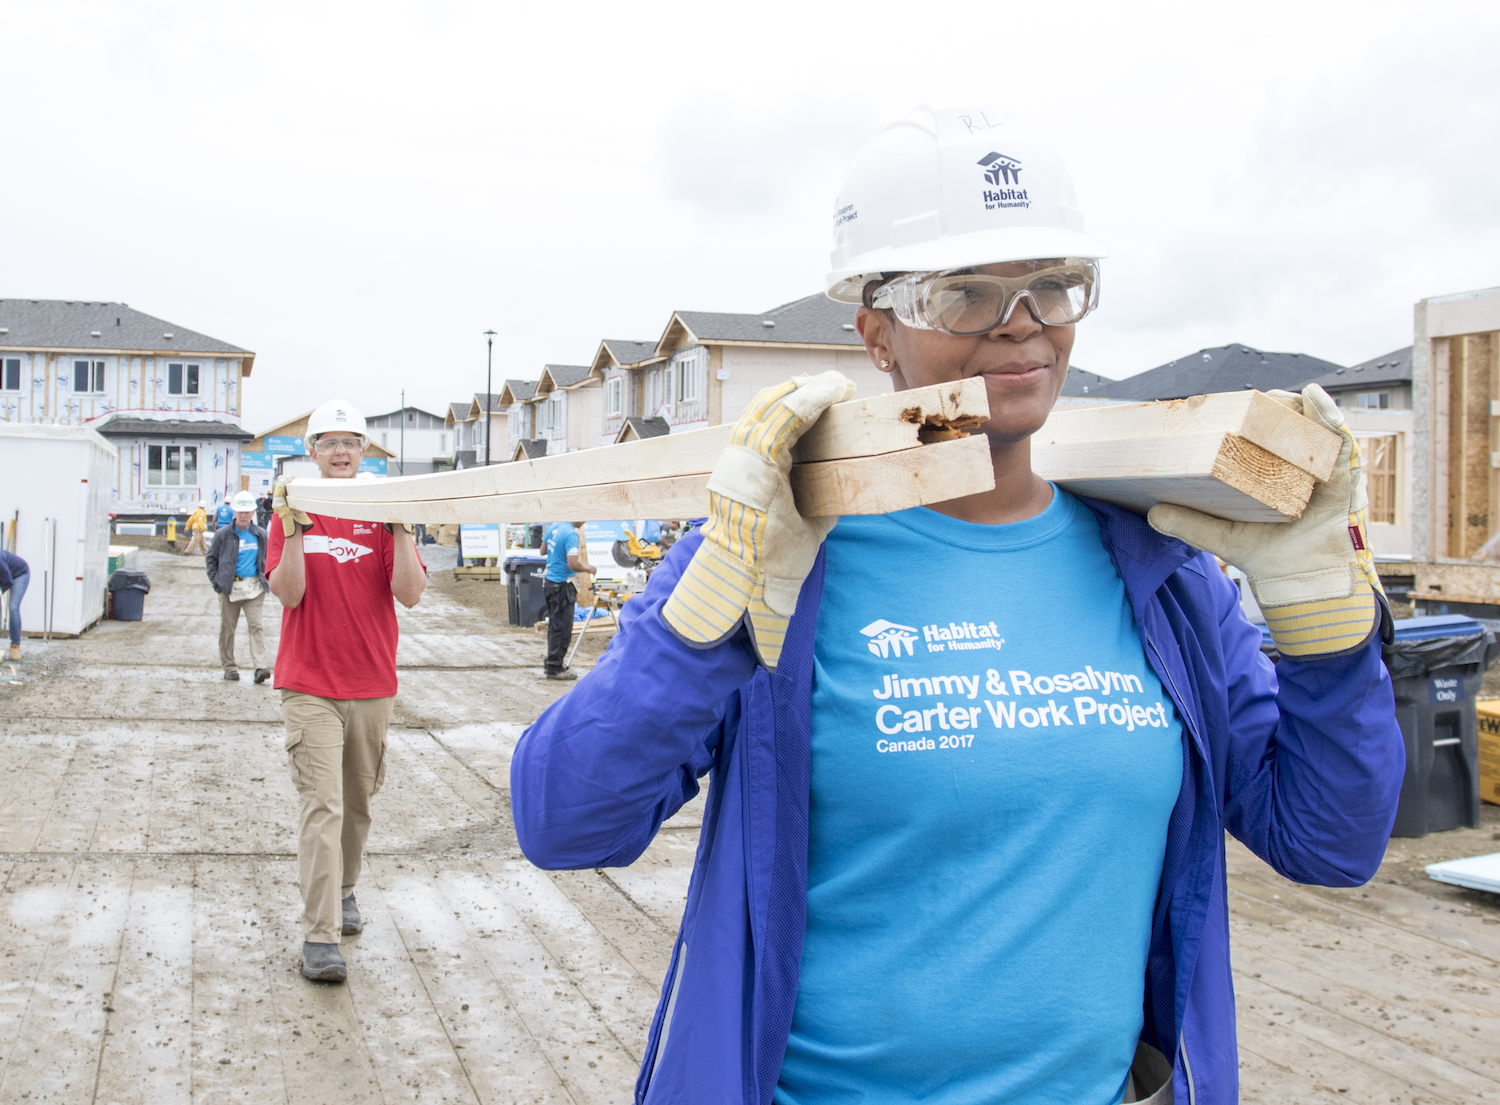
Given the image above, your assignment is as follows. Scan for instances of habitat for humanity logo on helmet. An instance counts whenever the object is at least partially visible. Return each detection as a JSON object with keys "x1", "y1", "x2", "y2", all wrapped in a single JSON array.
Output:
[
  {"x1": 977, "y1": 152, "x2": 1029, "y2": 210},
  {"x1": 861, "y1": 619, "x2": 918, "y2": 659}
]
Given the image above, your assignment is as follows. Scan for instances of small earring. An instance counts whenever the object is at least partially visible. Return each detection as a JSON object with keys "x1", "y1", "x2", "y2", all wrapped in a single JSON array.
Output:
[{"x1": 879, "y1": 360, "x2": 891, "y2": 369}]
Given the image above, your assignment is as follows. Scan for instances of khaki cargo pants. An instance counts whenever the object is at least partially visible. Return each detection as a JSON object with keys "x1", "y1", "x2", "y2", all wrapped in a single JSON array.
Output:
[
  {"x1": 282, "y1": 690, "x2": 393, "y2": 944},
  {"x1": 219, "y1": 591, "x2": 268, "y2": 673}
]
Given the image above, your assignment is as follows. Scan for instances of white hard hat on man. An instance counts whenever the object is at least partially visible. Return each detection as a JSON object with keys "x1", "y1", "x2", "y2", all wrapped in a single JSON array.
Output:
[
  {"x1": 825, "y1": 104, "x2": 1105, "y2": 304},
  {"x1": 305, "y1": 399, "x2": 367, "y2": 445}
]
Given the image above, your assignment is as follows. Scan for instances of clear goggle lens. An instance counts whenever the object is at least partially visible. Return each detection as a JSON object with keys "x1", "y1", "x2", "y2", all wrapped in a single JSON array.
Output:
[
  {"x1": 873, "y1": 259, "x2": 1099, "y2": 335},
  {"x1": 313, "y1": 435, "x2": 365, "y2": 454}
]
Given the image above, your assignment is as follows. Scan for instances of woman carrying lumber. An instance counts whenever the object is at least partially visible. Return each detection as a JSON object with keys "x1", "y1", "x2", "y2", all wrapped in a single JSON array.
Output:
[{"x1": 511, "y1": 106, "x2": 1403, "y2": 1105}]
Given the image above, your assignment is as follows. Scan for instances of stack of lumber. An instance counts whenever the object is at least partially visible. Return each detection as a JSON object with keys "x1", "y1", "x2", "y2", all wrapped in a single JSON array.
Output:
[
  {"x1": 286, "y1": 380, "x2": 996, "y2": 523},
  {"x1": 285, "y1": 384, "x2": 1341, "y2": 525},
  {"x1": 1038, "y1": 391, "x2": 1341, "y2": 522}
]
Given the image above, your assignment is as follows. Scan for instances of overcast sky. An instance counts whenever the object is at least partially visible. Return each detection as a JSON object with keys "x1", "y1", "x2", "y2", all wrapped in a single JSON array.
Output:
[{"x1": 5, "y1": 0, "x2": 1498, "y2": 430}]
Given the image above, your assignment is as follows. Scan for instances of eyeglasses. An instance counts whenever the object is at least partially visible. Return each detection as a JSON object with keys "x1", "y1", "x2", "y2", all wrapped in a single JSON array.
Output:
[
  {"x1": 313, "y1": 435, "x2": 366, "y2": 454},
  {"x1": 872, "y1": 259, "x2": 1099, "y2": 335}
]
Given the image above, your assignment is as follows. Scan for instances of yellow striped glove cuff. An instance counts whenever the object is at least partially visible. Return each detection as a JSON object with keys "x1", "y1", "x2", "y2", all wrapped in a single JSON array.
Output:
[
  {"x1": 662, "y1": 542, "x2": 757, "y2": 649},
  {"x1": 1263, "y1": 577, "x2": 1380, "y2": 659}
]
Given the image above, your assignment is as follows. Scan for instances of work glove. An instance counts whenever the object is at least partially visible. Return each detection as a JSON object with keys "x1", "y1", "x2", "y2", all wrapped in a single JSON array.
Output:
[
  {"x1": 384, "y1": 523, "x2": 415, "y2": 536},
  {"x1": 1147, "y1": 383, "x2": 1388, "y2": 661},
  {"x1": 271, "y1": 475, "x2": 313, "y2": 539},
  {"x1": 662, "y1": 371, "x2": 856, "y2": 670}
]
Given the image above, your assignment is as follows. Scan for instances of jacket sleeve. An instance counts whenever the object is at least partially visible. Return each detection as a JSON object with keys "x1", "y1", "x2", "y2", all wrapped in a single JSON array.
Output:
[
  {"x1": 510, "y1": 530, "x2": 759, "y2": 870},
  {"x1": 1215, "y1": 568, "x2": 1405, "y2": 886},
  {"x1": 204, "y1": 531, "x2": 222, "y2": 592}
]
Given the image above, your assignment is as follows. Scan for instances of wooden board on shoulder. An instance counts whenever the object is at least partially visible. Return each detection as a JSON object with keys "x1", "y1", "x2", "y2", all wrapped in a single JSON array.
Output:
[{"x1": 1034, "y1": 391, "x2": 1343, "y2": 522}]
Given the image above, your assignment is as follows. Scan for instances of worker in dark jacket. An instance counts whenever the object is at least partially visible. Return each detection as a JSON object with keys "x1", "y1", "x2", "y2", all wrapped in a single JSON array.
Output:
[
  {"x1": 0, "y1": 549, "x2": 28, "y2": 662},
  {"x1": 511, "y1": 105, "x2": 1404, "y2": 1105},
  {"x1": 206, "y1": 491, "x2": 271, "y2": 683}
]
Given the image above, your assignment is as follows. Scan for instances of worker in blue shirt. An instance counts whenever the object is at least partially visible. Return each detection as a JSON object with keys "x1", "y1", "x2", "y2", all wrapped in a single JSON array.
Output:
[
  {"x1": 0, "y1": 549, "x2": 29, "y2": 662},
  {"x1": 511, "y1": 105, "x2": 1403, "y2": 1105},
  {"x1": 541, "y1": 521, "x2": 596, "y2": 681},
  {"x1": 214, "y1": 499, "x2": 235, "y2": 530}
]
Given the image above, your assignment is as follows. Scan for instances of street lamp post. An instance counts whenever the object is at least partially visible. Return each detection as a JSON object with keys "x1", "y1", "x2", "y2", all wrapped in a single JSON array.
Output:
[{"x1": 483, "y1": 329, "x2": 497, "y2": 466}]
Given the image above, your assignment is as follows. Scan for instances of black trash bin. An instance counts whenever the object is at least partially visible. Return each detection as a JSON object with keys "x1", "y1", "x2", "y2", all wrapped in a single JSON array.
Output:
[
  {"x1": 108, "y1": 569, "x2": 152, "y2": 622},
  {"x1": 504, "y1": 556, "x2": 547, "y2": 627},
  {"x1": 1383, "y1": 614, "x2": 1500, "y2": 838}
]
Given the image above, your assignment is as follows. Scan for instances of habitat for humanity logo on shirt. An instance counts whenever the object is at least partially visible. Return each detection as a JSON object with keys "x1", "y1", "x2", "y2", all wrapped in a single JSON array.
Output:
[
  {"x1": 303, "y1": 534, "x2": 373, "y2": 564},
  {"x1": 860, "y1": 616, "x2": 1005, "y2": 658}
]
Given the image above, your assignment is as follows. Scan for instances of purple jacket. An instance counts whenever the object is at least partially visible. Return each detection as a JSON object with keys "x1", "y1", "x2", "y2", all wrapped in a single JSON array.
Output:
[{"x1": 511, "y1": 500, "x2": 1404, "y2": 1105}]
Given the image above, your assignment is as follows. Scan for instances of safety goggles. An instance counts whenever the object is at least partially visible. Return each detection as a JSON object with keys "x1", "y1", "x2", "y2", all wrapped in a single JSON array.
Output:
[
  {"x1": 871, "y1": 259, "x2": 1099, "y2": 335},
  {"x1": 312, "y1": 435, "x2": 366, "y2": 455}
]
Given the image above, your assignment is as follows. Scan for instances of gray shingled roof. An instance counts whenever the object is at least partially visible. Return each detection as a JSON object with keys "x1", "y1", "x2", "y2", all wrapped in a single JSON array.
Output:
[
  {"x1": 0, "y1": 299, "x2": 250, "y2": 355},
  {"x1": 94, "y1": 417, "x2": 253, "y2": 440},
  {"x1": 617, "y1": 416, "x2": 671, "y2": 442},
  {"x1": 1311, "y1": 346, "x2": 1412, "y2": 392},
  {"x1": 674, "y1": 293, "x2": 862, "y2": 347},
  {"x1": 543, "y1": 364, "x2": 593, "y2": 389},
  {"x1": 517, "y1": 439, "x2": 549, "y2": 460},
  {"x1": 501, "y1": 379, "x2": 538, "y2": 403},
  {"x1": 473, "y1": 392, "x2": 503, "y2": 413},
  {"x1": 602, "y1": 340, "x2": 661, "y2": 367},
  {"x1": 448, "y1": 402, "x2": 470, "y2": 421},
  {"x1": 1092, "y1": 344, "x2": 1342, "y2": 402},
  {"x1": 1059, "y1": 365, "x2": 1114, "y2": 398}
]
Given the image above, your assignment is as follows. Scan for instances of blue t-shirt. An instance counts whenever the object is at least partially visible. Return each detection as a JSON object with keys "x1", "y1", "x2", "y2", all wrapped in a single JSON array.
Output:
[
  {"x1": 235, "y1": 529, "x2": 259, "y2": 578},
  {"x1": 545, "y1": 523, "x2": 580, "y2": 583},
  {"x1": 777, "y1": 489, "x2": 1183, "y2": 1105},
  {"x1": 215, "y1": 503, "x2": 235, "y2": 527}
]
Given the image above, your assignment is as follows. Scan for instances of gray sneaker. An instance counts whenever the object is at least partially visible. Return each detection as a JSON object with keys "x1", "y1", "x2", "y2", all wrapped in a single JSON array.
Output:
[
  {"x1": 341, "y1": 893, "x2": 363, "y2": 935},
  {"x1": 545, "y1": 669, "x2": 578, "y2": 681},
  {"x1": 300, "y1": 941, "x2": 347, "y2": 982}
]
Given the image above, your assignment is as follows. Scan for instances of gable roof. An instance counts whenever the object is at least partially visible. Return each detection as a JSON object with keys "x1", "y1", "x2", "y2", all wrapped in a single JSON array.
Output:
[
  {"x1": 366, "y1": 405, "x2": 445, "y2": 425},
  {"x1": 446, "y1": 402, "x2": 471, "y2": 425},
  {"x1": 1058, "y1": 365, "x2": 1114, "y2": 398},
  {"x1": 468, "y1": 392, "x2": 504, "y2": 416},
  {"x1": 497, "y1": 378, "x2": 538, "y2": 405},
  {"x1": 1311, "y1": 346, "x2": 1412, "y2": 392},
  {"x1": 0, "y1": 298, "x2": 254, "y2": 372},
  {"x1": 663, "y1": 293, "x2": 861, "y2": 354},
  {"x1": 538, "y1": 364, "x2": 593, "y2": 393},
  {"x1": 615, "y1": 416, "x2": 671, "y2": 443},
  {"x1": 593, "y1": 339, "x2": 662, "y2": 374},
  {"x1": 512, "y1": 439, "x2": 549, "y2": 461},
  {"x1": 1091, "y1": 344, "x2": 1343, "y2": 402}
]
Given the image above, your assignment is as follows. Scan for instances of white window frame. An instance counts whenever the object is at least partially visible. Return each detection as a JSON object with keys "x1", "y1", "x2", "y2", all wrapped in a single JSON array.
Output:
[
  {"x1": 73, "y1": 359, "x2": 105, "y2": 393},
  {"x1": 147, "y1": 444, "x2": 199, "y2": 487},
  {"x1": 606, "y1": 376, "x2": 623, "y2": 416},
  {"x1": 546, "y1": 394, "x2": 565, "y2": 435},
  {"x1": 2, "y1": 358, "x2": 20, "y2": 392},
  {"x1": 673, "y1": 347, "x2": 706, "y2": 403},
  {"x1": 167, "y1": 362, "x2": 201, "y2": 396}
]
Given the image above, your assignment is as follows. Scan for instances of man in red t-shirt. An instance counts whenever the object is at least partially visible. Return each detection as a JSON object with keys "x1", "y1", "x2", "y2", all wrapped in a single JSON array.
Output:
[{"x1": 267, "y1": 399, "x2": 427, "y2": 983}]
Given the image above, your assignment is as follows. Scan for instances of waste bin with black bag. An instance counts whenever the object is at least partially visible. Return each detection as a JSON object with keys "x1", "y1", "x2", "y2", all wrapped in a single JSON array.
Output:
[
  {"x1": 503, "y1": 555, "x2": 547, "y2": 627},
  {"x1": 108, "y1": 569, "x2": 152, "y2": 622},
  {"x1": 1382, "y1": 614, "x2": 1500, "y2": 837}
]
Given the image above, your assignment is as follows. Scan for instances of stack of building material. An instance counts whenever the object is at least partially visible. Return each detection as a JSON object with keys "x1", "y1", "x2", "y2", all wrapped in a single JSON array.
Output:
[{"x1": 285, "y1": 382, "x2": 1342, "y2": 526}]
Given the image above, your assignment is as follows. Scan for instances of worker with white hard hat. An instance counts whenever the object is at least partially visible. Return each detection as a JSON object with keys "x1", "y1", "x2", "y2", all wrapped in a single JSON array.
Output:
[
  {"x1": 267, "y1": 399, "x2": 426, "y2": 984},
  {"x1": 512, "y1": 106, "x2": 1404, "y2": 1104},
  {"x1": 205, "y1": 490, "x2": 272, "y2": 683},
  {"x1": 183, "y1": 499, "x2": 210, "y2": 556}
]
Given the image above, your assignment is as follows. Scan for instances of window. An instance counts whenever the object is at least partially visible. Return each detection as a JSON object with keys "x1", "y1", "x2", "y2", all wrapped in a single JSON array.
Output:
[
  {"x1": 381, "y1": 432, "x2": 389, "y2": 448},
  {"x1": 2, "y1": 359, "x2": 18, "y2": 391},
  {"x1": 662, "y1": 367, "x2": 675, "y2": 412},
  {"x1": 147, "y1": 445, "x2": 198, "y2": 487},
  {"x1": 1362, "y1": 435, "x2": 1397, "y2": 524},
  {"x1": 73, "y1": 360, "x2": 105, "y2": 393},
  {"x1": 672, "y1": 347, "x2": 707, "y2": 404},
  {"x1": 606, "y1": 376, "x2": 623, "y2": 416},
  {"x1": 440, "y1": 433, "x2": 447, "y2": 453},
  {"x1": 167, "y1": 363, "x2": 200, "y2": 396},
  {"x1": 1352, "y1": 391, "x2": 1390, "y2": 409},
  {"x1": 547, "y1": 395, "x2": 565, "y2": 433}
]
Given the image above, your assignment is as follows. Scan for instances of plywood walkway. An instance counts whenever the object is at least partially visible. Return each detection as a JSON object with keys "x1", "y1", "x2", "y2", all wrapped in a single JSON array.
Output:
[{"x1": 0, "y1": 549, "x2": 1496, "y2": 1103}]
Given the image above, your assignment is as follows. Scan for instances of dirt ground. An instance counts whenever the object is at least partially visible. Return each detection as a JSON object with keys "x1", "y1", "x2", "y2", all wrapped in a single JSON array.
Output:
[{"x1": 0, "y1": 550, "x2": 1496, "y2": 1103}]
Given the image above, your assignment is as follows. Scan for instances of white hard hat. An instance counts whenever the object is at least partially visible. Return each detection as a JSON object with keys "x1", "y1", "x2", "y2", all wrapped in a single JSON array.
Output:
[
  {"x1": 197, "y1": 499, "x2": 206, "y2": 508},
  {"x1": 825, "y1": 105, "x2": 1107, "y2": 303},
  {"x1": 231, "y1": 491, "x2": 256, "y2": 511},
  {"x1": 306, "y1": 399, "x2": 367, "y2": 442}
]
